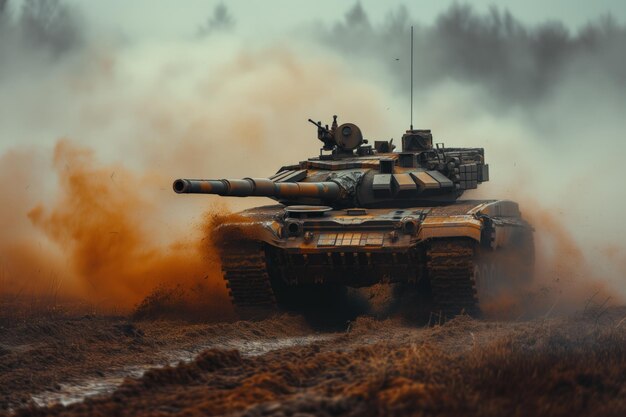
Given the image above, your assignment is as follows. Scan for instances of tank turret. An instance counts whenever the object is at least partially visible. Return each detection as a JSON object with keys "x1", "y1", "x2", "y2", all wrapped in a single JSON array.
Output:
[{"x1": 173, "y1": 115, "x2": 489, "y2": 208}]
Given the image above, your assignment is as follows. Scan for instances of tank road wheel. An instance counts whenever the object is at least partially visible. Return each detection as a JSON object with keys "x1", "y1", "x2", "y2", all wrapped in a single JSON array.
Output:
[
  {"x1": 220, "y1": 241, "x2": 277, "y2": 320},
  {"x1": 426, "y1": 238, "x2": 480, "y2": 320}
]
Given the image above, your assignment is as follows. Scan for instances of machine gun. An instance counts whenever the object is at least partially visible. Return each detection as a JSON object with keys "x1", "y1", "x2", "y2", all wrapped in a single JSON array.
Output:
[{"x1": 308, "y1": 118, "x2": 335, "y2": 150}]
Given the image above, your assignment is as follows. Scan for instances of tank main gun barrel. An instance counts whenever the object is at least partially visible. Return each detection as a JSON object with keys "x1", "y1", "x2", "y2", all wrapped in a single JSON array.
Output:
[{"x1": 173, "y1": 178, "x2": 342, "y2": 199}]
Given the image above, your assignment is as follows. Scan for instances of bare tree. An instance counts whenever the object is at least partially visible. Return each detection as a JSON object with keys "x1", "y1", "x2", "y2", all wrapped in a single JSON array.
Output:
[
  {"x1": 197, "y1": 3, "x2": 234, "y2": 38},
  {"x1": 0, "y1": 0, "x2": 9, "y2": 25},
  {"x1": 321, "y1": 2, "x2": 626, "y2": 107},
  {"x1": 20, "y1": 0, "x2": 82, "y2": 55}
]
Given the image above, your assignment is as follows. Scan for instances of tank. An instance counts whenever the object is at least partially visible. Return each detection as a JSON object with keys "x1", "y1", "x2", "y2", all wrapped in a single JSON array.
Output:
[{"x1": 173, "y1": 115, "x2": 534, "y2": 320}]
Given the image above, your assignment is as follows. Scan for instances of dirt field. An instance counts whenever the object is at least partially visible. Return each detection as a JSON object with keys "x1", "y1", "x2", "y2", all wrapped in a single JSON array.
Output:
[{"x1": 2, "y1": 294, "x2": 626, "y2": 417}]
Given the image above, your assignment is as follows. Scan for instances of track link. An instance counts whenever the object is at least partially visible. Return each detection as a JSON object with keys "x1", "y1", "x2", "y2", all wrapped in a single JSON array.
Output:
[
  {"x1": 221, "y1": 242, "x2": 277, "y2": 319},
  {"x1": 427, "y1": 238, "x2": 480, "y2": 319}
]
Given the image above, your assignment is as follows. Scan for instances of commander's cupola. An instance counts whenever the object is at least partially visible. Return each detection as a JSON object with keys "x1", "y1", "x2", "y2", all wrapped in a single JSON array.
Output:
[{"x1": 308, "y1": 115, "x2": 373, "y2": 159}]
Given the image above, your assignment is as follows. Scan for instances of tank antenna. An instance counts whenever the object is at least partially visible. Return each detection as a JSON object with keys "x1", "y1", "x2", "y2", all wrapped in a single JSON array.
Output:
[{"x1": 410, "y1": 25, "x2": 414, "y2": 131}]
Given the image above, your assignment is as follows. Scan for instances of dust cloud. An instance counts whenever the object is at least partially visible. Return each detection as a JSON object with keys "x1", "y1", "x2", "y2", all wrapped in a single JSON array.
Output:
[
  {"x1": 0, "y1": 0, "x2": 387, "y2": 312},
  {"x1": 0, "y1": 0, "x2": 624, "y2": 315},
  {"x1": 23, "y1": 140, "x2": 226, "y2": 312}
]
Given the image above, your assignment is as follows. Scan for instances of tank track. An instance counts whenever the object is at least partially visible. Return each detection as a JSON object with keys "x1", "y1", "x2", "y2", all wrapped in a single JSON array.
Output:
[
  {"x1": 427, "y1": 238, "x2": 480, "y2": 319},
  {"x1": 221, "y1": 242, "x2": 277, "y2": 319}
]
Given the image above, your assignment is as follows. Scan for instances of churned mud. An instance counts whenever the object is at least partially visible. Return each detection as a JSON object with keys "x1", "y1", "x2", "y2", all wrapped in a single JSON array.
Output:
[
  {"x1": 0, "y1": 298, "x2": 326, "y2": 412},
  {"x1": 2, "y1": 296, "x2": 626, "y2": 417}
]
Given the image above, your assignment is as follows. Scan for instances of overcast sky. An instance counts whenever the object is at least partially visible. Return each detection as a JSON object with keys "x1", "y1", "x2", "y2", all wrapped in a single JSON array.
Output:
[{"x1": 64, "y1": 0, "x2": 626, "y2": 40}]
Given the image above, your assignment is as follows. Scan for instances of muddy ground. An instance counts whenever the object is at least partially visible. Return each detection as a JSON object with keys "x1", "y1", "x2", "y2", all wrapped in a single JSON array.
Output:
[{"x1": 1, "y1": 296, "x2": 626, "y2": 417}]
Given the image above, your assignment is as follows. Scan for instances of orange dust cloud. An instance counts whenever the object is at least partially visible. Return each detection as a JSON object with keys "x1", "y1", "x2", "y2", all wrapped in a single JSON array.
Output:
[{"x1": 25, "y1": 140, "x2": 231, "y2": 316}]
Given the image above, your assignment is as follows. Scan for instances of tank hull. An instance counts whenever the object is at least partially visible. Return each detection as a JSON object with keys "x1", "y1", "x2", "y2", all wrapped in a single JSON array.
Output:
[{"x1": 215, "y1": 200, "x2": 534, "y2": 319}]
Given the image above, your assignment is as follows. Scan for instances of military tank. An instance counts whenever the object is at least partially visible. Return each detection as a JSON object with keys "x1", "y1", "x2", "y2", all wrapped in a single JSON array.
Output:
[{"x1": 173, "y1": 115, "x2": 534, "y2": 320}]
